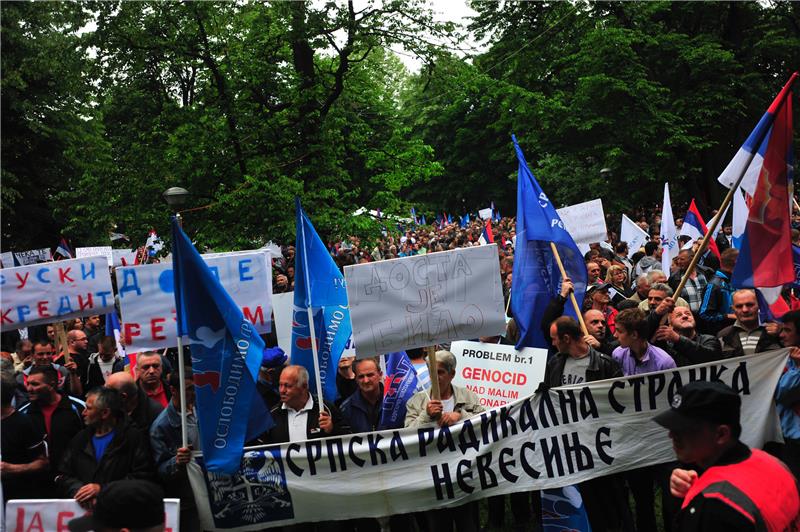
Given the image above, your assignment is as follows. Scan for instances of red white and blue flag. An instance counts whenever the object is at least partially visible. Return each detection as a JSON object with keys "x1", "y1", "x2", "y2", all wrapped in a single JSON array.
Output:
[
  {"x1": 479, "y1": 219, "x2": 495, "y2": 245},
  {"x1": 680, "y1": 199, "x2": 721, "y2": 259},
  {"x1": 379, "y1": 351, "x2": 418, "y2": 430},
  {"x1": 54, "y1": 237, "x2": 73, "y2": 259}
]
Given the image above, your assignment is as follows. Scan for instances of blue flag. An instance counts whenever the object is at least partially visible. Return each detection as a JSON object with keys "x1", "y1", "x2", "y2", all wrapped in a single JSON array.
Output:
[
  {"x1": 510, "y1": 135, "x2": 588, "y2": 349},
  {"x1": 460, "y1": 214, "x2": 468, "y2": 228},
  {"x1": 793, "y1": 245, "x2": 800, "y2": 290},
  {"x1": 541, "y1": 486, "x2": 592, "y2": 531},
  {"x1": 171, "y1": 217, "x2": 272, "y2": 474},
  {"x1": 379, "y1": 351, "x2": 418, "y2": 429},
  {"x1": 293, "y1": 198, "x2": 353, "y2": 402}
]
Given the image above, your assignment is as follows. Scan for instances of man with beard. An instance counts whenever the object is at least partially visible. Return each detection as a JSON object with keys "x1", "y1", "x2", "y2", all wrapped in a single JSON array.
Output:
[{"x1": 649, "y1": 302, "x2": 722, "y2": 366}]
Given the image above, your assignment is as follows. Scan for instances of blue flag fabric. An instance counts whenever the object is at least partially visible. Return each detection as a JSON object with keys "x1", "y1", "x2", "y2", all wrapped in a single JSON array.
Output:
[
  {"x1": 420, "y1": 214, "x2": 426, "y2": 226},
  {"x1": 793, "y1": 245, "x2": 800, "y2": 290},
  {"x1": 379, "y1": 351, "x2": 418, "y2": 429},
  {"x1": 171, "y1": 217, "x2": 272, "y2": 474},
  {"x1": 293, "y1": 198, "x2": 353, "y2": 402},
  {"x1": 510, "y1": 135, "x2": 588, "y2": 349},
  {"x1": 541, "y1": 486, "x2": 592, "y2": 531}
]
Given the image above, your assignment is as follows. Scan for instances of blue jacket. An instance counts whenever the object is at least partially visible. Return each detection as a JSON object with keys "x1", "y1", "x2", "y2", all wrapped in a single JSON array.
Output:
[
  {"x1": 776, "y1": 358, "x2": 800, "y2": 440},
  {"x1": 340, "y1": 384, "x2": 400, "y2": 433}
]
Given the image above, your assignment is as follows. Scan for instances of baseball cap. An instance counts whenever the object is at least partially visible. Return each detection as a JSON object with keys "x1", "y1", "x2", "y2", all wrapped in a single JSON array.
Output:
[
  {"x1": 68, "y1": 480, "x2": 165, "y2": 532},
  {"x1": 587, "y1": 282, "x2": 612, "y2": 293},
  {"x1": 653, "y1": 381, "x2": 741, "y2": 433}
]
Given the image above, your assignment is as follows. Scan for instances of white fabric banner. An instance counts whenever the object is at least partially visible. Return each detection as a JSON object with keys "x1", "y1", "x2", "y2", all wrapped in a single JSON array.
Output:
[
  {"x1": 273, "y1": 291, "x2": 356, "y2": 359},
  {"x1": 76, "y1": 246, "x2": 114, "y2": 267},
  {"x1": 0, "y1": 257, "x2": 115, "y2": 332},
  {"x1": 116, "y1": 251, "x2": 272, "y2": 351},
  {"x1": 5, "y1": 498, "x2": 180, "y2": 531},
  {"x1": 620, "y1": 214, "x2": 649, "y2": 255},
  {"x1": 450, "y1": 340, "x2": 547, "y2": 409},
  {"x1": 188, "y1": 350, "x2": 787, "y2": 531},
  {"x1": 660, "y1": 183, "x2": 678, "y2": 273},
  {"x1": 111, "y1": 248, "x2": 139, "y2": 267},
  {"x1": 344, "y1": 245, "x2": 506, "y2": 357},
  {"x1": 556, "y1": 199, "x2": 607, "y2": 254}
]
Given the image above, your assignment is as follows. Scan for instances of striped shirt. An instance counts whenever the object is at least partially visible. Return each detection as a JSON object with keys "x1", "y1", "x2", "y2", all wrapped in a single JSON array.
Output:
[
  {"x1": 680, "y1": 274, "x2": 708, "y2": 313},
  {"x1": 737, "y1": 327, "x2": 763, "y2": 356}
]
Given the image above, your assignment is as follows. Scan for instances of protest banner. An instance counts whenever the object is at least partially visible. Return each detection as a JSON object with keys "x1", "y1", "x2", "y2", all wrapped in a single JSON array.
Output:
[
  {"x1": 5, "y1": 498, "x2": 180, "y2": 531},
  {"x1": 111, "y1": 248, "x2": 139, "y2": 266},
  {"x1": 344, "y1": 245, "x2": 506, "y2": 357},
  {"x1": 478, "y1": 207, "x2": 493, "y2": 220},
  {"x1": 272, "y1": 291, "x2": 356, "y2": 359},
  {"x1": 76, "y1": 245, "x2": 114, "y2": 267},
  {"x1": 450, "y1": 340, "x2": 547, "y2": 409},
  {"x1": 116, "y1": 251, "x2": 272, "y2": 351},
  {"x1": 189, "y1": 350, "x2": 787, "y2": 530},
  {"x1": 12, "y1": 247, "x2": 52, "y2": 266},
  {"x1": 556, "y1": 199, "x2": 607, "y2": 254},
  {"x1": 0, "y1": 256, "x2": 114, "y2": 332},
  {"x1": 0, "y1": 251, "x2": 15, "y2": 268}
]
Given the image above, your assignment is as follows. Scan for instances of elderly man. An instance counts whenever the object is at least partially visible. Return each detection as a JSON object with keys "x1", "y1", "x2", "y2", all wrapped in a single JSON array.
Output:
[
  {"x1": 585, "y1": 283, "x2": 618, "y2": 333},
  {"x1": 639, "y1": 282, "x2": 690, "y2": 312},
  {"x1": 106, "y1": 371, "x2": 163, "y2": 434},
  {"x1": 717, "y1": 289, "x2": 781, "y2": 358},
  {"x1": 340, "y1": 357, "x2": 395, "y2": 432},
  {"x1": 405, "y1": 350, "x2": 484, "y2": 428},
  {"x1": 135, "y1": 351, "x2": 171, "y2": 408},
  {"x1": 55, "y1": 387, "x2": 154, "y2": 509},
  {"x1": 649, "y1": 301, "x2": 722, "y2": 365},
  {"x1": 259, "y1": 365, "x2": 349, "y2": 443},
  {"x1": 655, "y1": 381, "x2": 800, "y2": 530},
  {"x1": 628, "y1": 274, "x2": 652, "y2": 304}
]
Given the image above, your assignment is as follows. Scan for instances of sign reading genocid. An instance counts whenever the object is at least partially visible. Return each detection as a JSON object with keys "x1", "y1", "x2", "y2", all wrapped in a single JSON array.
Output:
[
  {"x1": 189, "y1": 351, "x2": 787, "y2": 530},
  {"x1": 116, "y1": 251, "x2": 272, "y2": 351},
  {"x1": 1, "y1": 256, "x2": 114, "y2": 331},
  {"x1": 344, "y1": 245, "x2": 506, "y2": 357}
]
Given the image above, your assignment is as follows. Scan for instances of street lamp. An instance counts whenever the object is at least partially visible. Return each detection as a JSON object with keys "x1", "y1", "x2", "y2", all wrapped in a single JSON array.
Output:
[
  {"x1": 162, "y1": 186, "x2": 190, "y2": 208},
  {"x1": 599, "y1": 168, "x2": 613, "y2": 179}
]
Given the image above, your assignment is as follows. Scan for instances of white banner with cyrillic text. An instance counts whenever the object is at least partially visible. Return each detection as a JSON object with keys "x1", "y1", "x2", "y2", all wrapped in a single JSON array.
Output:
[
  {"x1": 116, "y1": 251, "x2": 272, "y2": 350},
  {"x1": 0, "y1": 257, "x2": 114, "y2": 331},
  {"x1": 344, "y1": 245, "x2": 506, "y2": 357},
  {"x1": 4, "y1": 499, "x2": 180, "y2": 531},
  {"x1": 189, "y1": 350, "x2": 786, "y2": 530}
]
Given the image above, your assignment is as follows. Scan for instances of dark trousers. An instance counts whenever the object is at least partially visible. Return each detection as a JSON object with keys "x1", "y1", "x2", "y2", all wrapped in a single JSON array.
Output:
[
  {"x1": 625, "y1": 466, "x2": 657, "y2": 532},
  {"x1": 487, "y1": 492, "x2": 535, "y2": 528},
  {"x1": 424, "y1": 501, "x2": 479, "y2": 532},
  {"x1": 784, "y1": 438, "x2": 800, "y2": 480}
]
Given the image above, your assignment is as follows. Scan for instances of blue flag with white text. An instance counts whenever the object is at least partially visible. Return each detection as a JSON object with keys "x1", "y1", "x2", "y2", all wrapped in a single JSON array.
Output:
[
  {"x1": 510, "y1": 135, "x2": 588, "y2": 349},
  {"x1": 293, "y1": 198, "x2": 353, "y2": 402},
  {"x1": 171, "y1": 217, "x2": 272, "y2": 474},
  {"x1": 379, "y1": 351, "x2": 418, "y2": 429}
]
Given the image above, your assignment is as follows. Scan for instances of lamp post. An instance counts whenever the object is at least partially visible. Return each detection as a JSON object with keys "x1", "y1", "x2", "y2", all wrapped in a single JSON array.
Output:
[
  {"x1": 162, "y1": 185, "x2": 190, "y2": 448},
  {"x1": 600, "y1": 168, "x2": 613, "y2": 180}
]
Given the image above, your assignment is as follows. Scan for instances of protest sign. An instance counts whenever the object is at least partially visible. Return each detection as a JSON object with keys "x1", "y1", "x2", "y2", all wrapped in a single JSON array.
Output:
[
  {"x1": 5, "y1": 499, "x2": 180, "y2": 531},
  {"x1": 0, "y1": 251, "x2": 15, "y2": 268},
  {"x1": 189, "y1": 350, "x2": 786, "y2": 530},
  {"x1": 344, "y1": 245, "x2": 506, "y2": 357},
  {"x1": 273, "y1": 291, "x2": 356, "y2": 359},
  {"x1": 112, "y1": 248, "x2": 139, "y2": 266},
  {"x1": 13, "y1": 247, "x2": 52, "y2": 266},
  {"x1": 116, "y1": 251, "x2": 272, "y2": 351},
  {"x1": 556, "y1": 199, "x2": 607, "y2": 254},
  {"x1": 620, "y1": 214, "x2": 649, "y2": 254},
  {"x1": 451, "y1": 340, "x2": 547, "y2": 409},
  {"x1": 478, "y1": 207, "x2": 493, "y2": 220},
  {"x1": 76, "y1": 246, "x2": 114, "y2": 267},
  {"x1": 1, "y1": 257, "x2": 114, "y2": 332}
]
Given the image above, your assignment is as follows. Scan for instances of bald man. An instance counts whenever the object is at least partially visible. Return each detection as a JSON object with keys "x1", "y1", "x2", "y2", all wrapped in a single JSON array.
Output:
[
  {"x1": 583, "y1": 309, "x2": 618, "y2": 356},
  {"x1": 106, "y1": 372, "x2": 163, "y2": 434}
]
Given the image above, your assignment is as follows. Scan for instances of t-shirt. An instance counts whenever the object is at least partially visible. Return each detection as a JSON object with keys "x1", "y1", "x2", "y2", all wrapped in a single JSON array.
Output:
[
  {"x1": 92, "y1": 430, "x2": 116, "y2": 463},
  {"x1": 98, "y1": 359, "x2": 116, "y2": 382},
  {"x1": 1, "y1": 410, "x2": 46, "y2": 500},
  {"x1": 441, "y1": 396, "x2": 455, "y2": 414},
  {"x1": 561, "y1": 355, "x2": 591, "y2": 386},
  {"x1": 144, "y1": 382, "x2": 169, "y2": 408},
  {"x1": 40, "y1": 400, "x2": 59, "y2": 435}
]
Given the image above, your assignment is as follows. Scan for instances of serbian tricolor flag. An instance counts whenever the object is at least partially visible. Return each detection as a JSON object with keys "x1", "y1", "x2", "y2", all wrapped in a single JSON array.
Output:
[
  {"x1": 725, "y1": 72, "x2": 797, "y2": 319},
  {"x1": 479, "y1": 219, "x2": 495, "y2": 245},
  {"x1": 54, "y1": 237, "x2": 73, "y2": 259},
  {"x1": 680, "y1": 199, "x2": 721, "y2": 259}
]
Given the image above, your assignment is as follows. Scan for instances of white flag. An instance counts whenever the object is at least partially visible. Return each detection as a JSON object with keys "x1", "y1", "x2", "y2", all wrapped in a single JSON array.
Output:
[
  {"x1": 732, "y1": 187, "x2": 748, "y2": 248},
  {"x1": 660, "y1": 183, "x2": 678, "y2": 273},
  {"x1": 620, "y1": 214, "x2": 648, "y2": 254}
]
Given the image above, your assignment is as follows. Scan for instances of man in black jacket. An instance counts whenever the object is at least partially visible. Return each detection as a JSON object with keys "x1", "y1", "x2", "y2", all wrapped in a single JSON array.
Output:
[
  {"x1": 717, "y1": 289, "x2": 781, "y2": 358},
  {"x1": 84, "y1": 336, "x2": 124, "y2": 391},
  {"x1": 648, "y1": 299, "x2": 722, "y2": 366},
  {"x1": 55, "y1": 387, "x2": 154, "y2": 509},
  {"x1": 544, "y1": 317, "x2": 630, "y2": 532},
  {"x1": 105, "y1": 371, "x2": 164, "y2": 435}
]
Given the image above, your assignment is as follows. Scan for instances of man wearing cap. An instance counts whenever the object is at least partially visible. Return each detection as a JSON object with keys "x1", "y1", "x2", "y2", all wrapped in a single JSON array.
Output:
[
  {"x1": 717, "y1": 289, "x2": 781, "y2": 358},
  {"x1": 584, "y1": 283, "x2": 618, "y2": 334},
  {"x1": 68, "y1": 479, "x2": 166, "y2": 532},
  {"x1": 654, "y1": 381, "x2": 800, "y2": 531}
]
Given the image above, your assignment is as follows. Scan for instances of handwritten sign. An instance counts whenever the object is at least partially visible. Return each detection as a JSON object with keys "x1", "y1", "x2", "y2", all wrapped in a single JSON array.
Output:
[
  {"x1": 77, "y1": 246, "x2": 114, "y2": 267},
  {"x1": 556, "y1": 198, "x2": 607, "y2": 253},
  {"x1": 450, "y1": 340, "x2": 546, "y2": 409},
  {"x1": 344, "y1": 245, "x2": 505, "y2": 356},
  {"x1": 14, "y1": 247, "x2": 52, "y2": 266},
  {"x1": 479, "y1": 207, "x2": 493, "y2": 220},
  {"x1": 0, "y1": 251, "x2": 14, "y2": 268},
  {"x1": 112, "y1": 248, "x2": 139, "y2": 267},
  {"x1": 1, "y1": 257, "x2": 114, "y2": 332},
  {"x1": 6, "y1": 498, "x2": 180, "y2": 531},
  {"x1": 116, "y1": 251, "x2": 272, "y2": 350}
]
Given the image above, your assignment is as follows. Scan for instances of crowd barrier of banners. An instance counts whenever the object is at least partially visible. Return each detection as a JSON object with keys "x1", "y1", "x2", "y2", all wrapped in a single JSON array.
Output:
[
  {"x1": 116, "y1": 251, "x2": 272, "y2": 351},
  {"x1": 272, "y1": 291, "x2": 357, "y2": 358},
  {"x1": 5, "y1": 498, "x2": 180, "y2": 531},
  {"x1": 344, "y1": 245, "x2": 506, "y2": 357},
  {"x1": 188, "y1": 350, "x2": 787, "y2": 531},
  {"x1": 450, "y1": 340, "x2": 548, "y2": 409},
  {"x1": 0, "y1": 256, "x2": 115, "y2": 331},
  {"x1": 0, "y1": 249, "x2": 53, "y2": 269},
  {"x1": 555, "y1": 198, "x2": 607, "y2": 254}
]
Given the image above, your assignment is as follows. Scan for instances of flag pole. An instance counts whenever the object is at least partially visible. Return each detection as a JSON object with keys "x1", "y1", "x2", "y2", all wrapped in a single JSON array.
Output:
[
  {"x1": 299, "y1": 209, "x2": 326, "y2": 411},
  {"x1": 673, "y1": 73, "x2": 798, "y2": 299},
  {"x1": 550, "y1": 242, "x2": 589, "y2": 336},
  {"x1": 174, "y1": 213, "x2": 189, "y2": 449},
  {"x1": 425, "y1": 346, "x2": 440, "y2": 400}
]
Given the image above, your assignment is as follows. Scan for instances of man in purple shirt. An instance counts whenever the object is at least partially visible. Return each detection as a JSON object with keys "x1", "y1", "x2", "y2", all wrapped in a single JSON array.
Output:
[
  {"x1": 613, "y1": 308, "x2": 676, "y2": 376},
  {"x1": 612, "y1": 307, "x2": 678, "y2": 532}
]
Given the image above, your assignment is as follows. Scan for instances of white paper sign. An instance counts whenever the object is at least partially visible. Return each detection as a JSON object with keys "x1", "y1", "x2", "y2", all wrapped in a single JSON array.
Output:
[
  {"x1": 77, "y1": 246, "x2": 114, "y2": 267},
  {"x1": 272, "y1": 291, "x2": 356, "y2": 359},
  {"x1": 451, "y1": 340, "x2": 547, "y2": 409},
  {"x1": 5, "y1": 498, "x2": 180, "y2": 531},
  {"x1": 556, "y1": 199, "x2": 607, "y2": 254},
  {"x1": 112, "y1": 248, "x2": 139, "y2": 267},
  {"x1": 13, "y1": 248, "x2": 52, "y2": 266},
  {"x1": 0, "y1": 251, "x2": 14, "y2": 268},
  {"x1": 344, "y1": 245, "x2": 506, "y2": 356},
  {"x1": 620, "y1": 214, "x2": 649, "y2": 254},
  {"x1": 1, "y1": 257, "x2": 115, "y2": 332},
  {"x1": 479, "y1": 207, "x2": 493, "y2": 220},
  {"x1": 116, "y1": 251, "x2": 272, "y2": 350}
]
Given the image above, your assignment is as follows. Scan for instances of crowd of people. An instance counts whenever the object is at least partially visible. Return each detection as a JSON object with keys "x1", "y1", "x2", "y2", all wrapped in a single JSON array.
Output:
[{"x1": 2, "y1": 203, "x2": 800, "y2": 532}]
